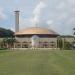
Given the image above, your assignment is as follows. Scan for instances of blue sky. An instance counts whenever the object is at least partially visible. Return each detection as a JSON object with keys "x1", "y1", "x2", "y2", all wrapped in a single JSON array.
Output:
[{"x1": 0, "y1": 0, "x2": 75, "y2": 35}]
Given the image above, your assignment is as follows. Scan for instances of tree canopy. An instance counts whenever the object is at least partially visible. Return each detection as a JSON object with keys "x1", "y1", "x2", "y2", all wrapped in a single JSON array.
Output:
[{"x1": 0, "y1": 27, "x2": 14, "y2": 38}]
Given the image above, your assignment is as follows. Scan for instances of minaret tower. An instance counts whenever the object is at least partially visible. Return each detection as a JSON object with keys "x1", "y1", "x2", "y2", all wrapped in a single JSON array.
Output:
[{"x1": 14, "y1": 11, "x2": 19, "y2": 32}]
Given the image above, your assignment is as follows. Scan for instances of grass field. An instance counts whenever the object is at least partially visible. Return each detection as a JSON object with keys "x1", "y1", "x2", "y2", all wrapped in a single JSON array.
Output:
[{"x1": 0, "y1": 49, "x2": 75, "y2": 75}]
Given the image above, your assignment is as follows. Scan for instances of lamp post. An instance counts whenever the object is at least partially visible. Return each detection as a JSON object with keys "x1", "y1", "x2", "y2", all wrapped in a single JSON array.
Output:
[
  {"x1": 73, "y1": 28, "x2": 75, "y2": 40},
  {"x1": 73, "y1": 28, "x2": 75, "y2": 49}
]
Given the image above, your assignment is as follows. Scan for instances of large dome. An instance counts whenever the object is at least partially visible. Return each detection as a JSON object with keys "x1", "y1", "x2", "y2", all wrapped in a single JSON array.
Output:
[{"x1": 15, "y1": 27, "x2": 58, "y2": 35}]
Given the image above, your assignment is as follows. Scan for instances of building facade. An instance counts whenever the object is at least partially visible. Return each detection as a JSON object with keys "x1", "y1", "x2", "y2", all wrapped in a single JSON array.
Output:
[{"x1": 14, "y1": 27, "x2": 59, "y2": 48}]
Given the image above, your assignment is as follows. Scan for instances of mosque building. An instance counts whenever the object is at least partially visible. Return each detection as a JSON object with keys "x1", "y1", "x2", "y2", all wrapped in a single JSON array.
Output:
[{"x1": 14, "y1": 11, "x2": 74, "y2": 48}]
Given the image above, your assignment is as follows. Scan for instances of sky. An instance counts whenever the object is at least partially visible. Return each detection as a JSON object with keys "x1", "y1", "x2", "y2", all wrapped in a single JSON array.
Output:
[{"x1": 0, "y1": 0, "x2": 75, "y2": 35}]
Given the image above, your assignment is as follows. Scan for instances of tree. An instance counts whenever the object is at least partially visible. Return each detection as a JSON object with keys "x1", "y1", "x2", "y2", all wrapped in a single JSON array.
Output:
[
  {"x1": 0, "y1": 27, "x2": 14, "y2": 38},
  {"x1": 2, "y1": 38, "x2": 16, "y2": 49},
  {"x1": 57, "y1": 36, "x2": 63, "y2": 50}
]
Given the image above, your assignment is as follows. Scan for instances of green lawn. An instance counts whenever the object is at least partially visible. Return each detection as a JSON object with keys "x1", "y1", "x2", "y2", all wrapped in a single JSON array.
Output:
[{"x1": 0, "y1": 49, "x2": 75, "y2": 75}]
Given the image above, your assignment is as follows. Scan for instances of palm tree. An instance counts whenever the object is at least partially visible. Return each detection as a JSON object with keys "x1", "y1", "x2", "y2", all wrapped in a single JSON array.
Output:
[
  {"x1": 57, "y1": 36, "x2": 63, "y2": 50},
  {"x1": 2, "y1": 38, "x2": 16, "y2": 49},
  {"x1": 0, "y1": 38, "x2": 4, "y2": 49}
]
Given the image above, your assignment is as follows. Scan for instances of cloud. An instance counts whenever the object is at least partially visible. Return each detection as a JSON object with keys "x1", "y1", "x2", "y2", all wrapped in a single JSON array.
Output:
[
  {"x1": 14, "y1": 0, "x2": 75, "y2": 35},
  {"x1": 30, "y1": 1, "x2": 46, "y2": 26},
  {"x1": 56, "y1": 1, "x2": 66, "y2": 9},
  {"x1": 0, "y1": 7, "x2": 7, "y2": 20},
  {"x1": 19, "y1": 16, "x2": 33, "y2": 29},
  {"x1": 67, "y1": 0, "x2": 75, "y2": 5},
  {"x1": 0, "y1": 0, "x2": 75, "y2": 35},
  {"x1": 46, "y1": 20, "x2": 53, "y2": 25}
]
